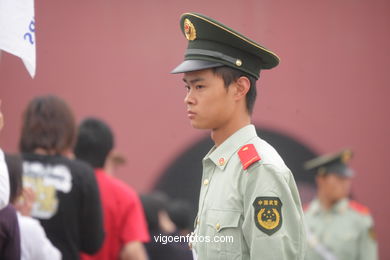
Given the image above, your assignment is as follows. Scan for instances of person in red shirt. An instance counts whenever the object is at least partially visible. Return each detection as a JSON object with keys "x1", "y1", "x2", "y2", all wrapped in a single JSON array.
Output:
[{"x1": 75, "y1": 118, "x2": 150, "y2": 260}]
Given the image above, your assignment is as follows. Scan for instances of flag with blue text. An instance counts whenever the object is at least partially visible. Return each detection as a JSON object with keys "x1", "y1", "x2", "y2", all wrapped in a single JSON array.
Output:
[{"x1": 0, "y1": 0, "x2": 36, "y2": 78}]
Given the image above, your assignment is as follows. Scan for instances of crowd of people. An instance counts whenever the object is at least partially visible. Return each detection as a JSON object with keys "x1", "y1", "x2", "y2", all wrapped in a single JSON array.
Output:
[
  {"x1": 0, "y1": 96, "x2": 195, "y2": 260},
  {"x1": 0, "y1": 95, "x2": 379, "y2": 260}
]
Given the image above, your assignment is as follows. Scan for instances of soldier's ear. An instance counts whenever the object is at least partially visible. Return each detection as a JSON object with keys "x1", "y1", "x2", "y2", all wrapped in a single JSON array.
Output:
[{"x1": 233, "y1": 76, "x2": 250, "y2": 100}]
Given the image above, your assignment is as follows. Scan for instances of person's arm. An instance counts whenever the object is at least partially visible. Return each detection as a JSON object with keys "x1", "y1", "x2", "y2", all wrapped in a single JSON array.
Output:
[
  {"x1": 19, "y1": 215, "x2": 62, "y2": 260},
  {"x1": 120, "y1": 241, "x2": 148, "y2": 260},
  {"x1": 358, "y1": 218, "x2": 378, "y2": 260},
  {"x1": 14, "y1": 187, "x2": 35, "y2": 216},
  {"x1": 0, "y1": 103, "x2": 10, "y2": 209},
  {"x1": 79, "y1": 163, "x2": 105, "y2": 254},
  {"x1": 0, "y1": 205, "x2": 21, "y2": 260},
  {"x1": 0, "y1": 148, "x2": 10, "y2": 209},
  {"x1": 241, "y1": 163, "x2": 306, "y2": 260},
  {"x1": 119, "y1": 187, "x2": 150, "y2": 260}
]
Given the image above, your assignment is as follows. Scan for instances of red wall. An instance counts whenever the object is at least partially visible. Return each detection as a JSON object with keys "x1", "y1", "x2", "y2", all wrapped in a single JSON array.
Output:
[{"x1": 1, "y1": 0, "x2": 389, "y2": 258}]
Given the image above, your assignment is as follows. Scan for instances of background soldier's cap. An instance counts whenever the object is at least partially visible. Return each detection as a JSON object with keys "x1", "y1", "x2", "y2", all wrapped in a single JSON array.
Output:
[
  {"x1": 171, "y1": 12, "x2": 280, "y2": 79},
  {"x1": 304, "y1": 148, "x2": 355, "y2": 177}
]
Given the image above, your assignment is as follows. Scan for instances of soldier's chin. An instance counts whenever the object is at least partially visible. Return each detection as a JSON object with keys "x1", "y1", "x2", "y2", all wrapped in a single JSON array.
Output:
[{"x1": 190, "y1": 120, "x2": 208, "y2": 129}]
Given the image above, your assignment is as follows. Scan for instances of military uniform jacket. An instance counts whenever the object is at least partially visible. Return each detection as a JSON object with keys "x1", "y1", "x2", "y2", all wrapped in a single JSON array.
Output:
[
  {"x1": 193, "y1": 125, "x2": 306, "y2": 260},
  {"x1": 304, "y1": 198, "x2": 378, "y2": 260}
]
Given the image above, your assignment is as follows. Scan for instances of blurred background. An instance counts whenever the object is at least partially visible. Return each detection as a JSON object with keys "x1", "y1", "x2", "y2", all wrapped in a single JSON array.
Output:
[{"x1": 1, "y1": 0, "x2": 389, "y2": 258}]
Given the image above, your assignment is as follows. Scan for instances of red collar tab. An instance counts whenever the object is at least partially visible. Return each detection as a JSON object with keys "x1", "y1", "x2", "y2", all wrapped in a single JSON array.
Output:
[{"x1": 238, "y1": 144, "x2": 261, "y2": 170}]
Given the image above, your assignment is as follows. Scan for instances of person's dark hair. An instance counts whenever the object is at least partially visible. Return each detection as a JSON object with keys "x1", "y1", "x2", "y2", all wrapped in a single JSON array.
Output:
[
  {"x1": 167, "y1": 199, "x2": 193, "y2": 231},
  {"x1": 19, "y1": 95, "x2": 76, "y2": 154},
  {"x1": 74, "y1": 118, "x2": 114, "y2": 168},
  {"x1": 4, "y1": 154, "x2": 23, "y2": 204},
  {"x1": 140, "y1": 191, "x2": 170, "y2": 233},
  {"x1": 212, "y1": 66, "x2": 258, "y2": 114}
]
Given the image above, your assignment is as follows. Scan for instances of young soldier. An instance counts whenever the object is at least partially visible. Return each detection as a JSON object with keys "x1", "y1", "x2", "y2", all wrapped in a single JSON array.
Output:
[
  {"x1": 304, "y1": 149, "x2": 378, "y2": 260},
  {"x1": 171, "y1": 13, "x2": 306, "y2": 260}
]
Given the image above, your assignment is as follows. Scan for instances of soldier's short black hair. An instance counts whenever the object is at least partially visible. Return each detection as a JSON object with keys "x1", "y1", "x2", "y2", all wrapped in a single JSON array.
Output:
[
  {"x1": 212, "y1": 66, "x2": 257, "y2": 114},
  {"x1": 74, "y1": 118, "x2": 114, "y2": 168}
]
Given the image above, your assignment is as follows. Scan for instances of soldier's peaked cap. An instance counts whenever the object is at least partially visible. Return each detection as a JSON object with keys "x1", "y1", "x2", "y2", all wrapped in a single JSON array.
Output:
[
  {"x1": 171, "y1": 13, "x2": 280, "y2": 79},
  {"x1": 304, "y1": 149, "x2": 354, "y2": 177}
]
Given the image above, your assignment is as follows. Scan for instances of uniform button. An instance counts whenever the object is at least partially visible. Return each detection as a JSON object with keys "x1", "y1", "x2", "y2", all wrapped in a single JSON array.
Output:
[
  {"x1": 216, "y1": 223, "x2": 221, "y2": 231},
  {"x1": 189, "y1": 232, "x2": 195, "y2": 249},
  {"x1": 196, "y1": 219, "x2": 200, "y2": 225},
  {"x1": 203, "y1": 179, "x2": 209, "y2": 185}
]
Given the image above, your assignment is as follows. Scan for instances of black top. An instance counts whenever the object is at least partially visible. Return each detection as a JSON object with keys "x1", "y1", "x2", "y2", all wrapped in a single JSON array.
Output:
[
  {"x1": 22, "y1": 153, "x2": 104, "y2": 260},
  {"x1": 145, "y1": 231, "x2": 193, "y2": 260},
  {"x1": 0, "y1": 205, "x2": 21, "y2": 260}
]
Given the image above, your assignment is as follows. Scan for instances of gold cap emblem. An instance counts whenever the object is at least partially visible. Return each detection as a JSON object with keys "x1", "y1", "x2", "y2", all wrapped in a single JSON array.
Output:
[
  {"x1": 184, "y1": 18, "x2": 196, "y2": 41},
  {"x1": 341, "y1": 150, "x2": 352, "y2": 163}
]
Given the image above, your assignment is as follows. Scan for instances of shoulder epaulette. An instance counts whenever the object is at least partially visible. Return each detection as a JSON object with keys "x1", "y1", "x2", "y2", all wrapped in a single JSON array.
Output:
[
  {"x1": 349, "y1": 200, "x2": 370, "y2": 215},
  {"x1": 238, "y1": 144, "x2": 261, "y2": 170}
]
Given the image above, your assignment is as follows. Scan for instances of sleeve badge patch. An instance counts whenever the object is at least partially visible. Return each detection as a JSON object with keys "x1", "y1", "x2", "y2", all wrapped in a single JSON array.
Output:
[{"x1": 253, "y1": 197, "x2": 283, "y2": 236}]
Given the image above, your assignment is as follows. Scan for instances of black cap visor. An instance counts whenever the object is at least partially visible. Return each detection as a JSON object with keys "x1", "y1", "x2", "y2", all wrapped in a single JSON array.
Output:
[
  {"x1": 171, "y1": 60, "x2": 223, "y2": 74},
  {"x1": 327, "y1": 164, "x2": 355, "y2": 178}
]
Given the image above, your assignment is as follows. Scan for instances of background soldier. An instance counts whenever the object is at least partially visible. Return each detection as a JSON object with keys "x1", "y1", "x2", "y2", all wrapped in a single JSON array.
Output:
[{"x1": 304, "y1": 149, "x2": 378, "y2": 260}]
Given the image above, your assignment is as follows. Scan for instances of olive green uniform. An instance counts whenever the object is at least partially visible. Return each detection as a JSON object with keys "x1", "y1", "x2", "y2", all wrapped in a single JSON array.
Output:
[
  {"x1": 192, "y1": 125, "x2": 306, "y2": 259},
  {"x1": 304, "y1": 198, "x2": 378, "y2": 260}
]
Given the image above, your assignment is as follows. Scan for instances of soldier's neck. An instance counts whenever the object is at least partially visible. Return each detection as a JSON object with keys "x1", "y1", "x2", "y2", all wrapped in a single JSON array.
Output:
[
  {"x1": 318, "y1": 194, "x2": 338, "y2": 210},
  {"x1": 211, "y1": 113, "x2": 251, "y2": 147}
]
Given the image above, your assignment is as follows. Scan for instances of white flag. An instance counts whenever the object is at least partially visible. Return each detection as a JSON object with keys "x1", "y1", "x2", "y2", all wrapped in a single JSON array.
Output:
[{"x1": 0, "y1": 0, "x2": 36, "y2": 78}]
